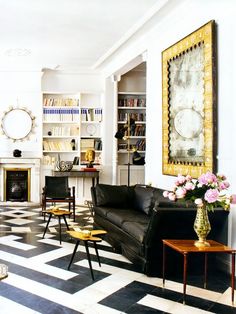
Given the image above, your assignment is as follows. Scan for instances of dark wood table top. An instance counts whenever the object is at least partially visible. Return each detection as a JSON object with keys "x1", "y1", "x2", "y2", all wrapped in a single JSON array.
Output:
[{"x1": 163, "y1": 239, "x2": 235, "y2": 253}]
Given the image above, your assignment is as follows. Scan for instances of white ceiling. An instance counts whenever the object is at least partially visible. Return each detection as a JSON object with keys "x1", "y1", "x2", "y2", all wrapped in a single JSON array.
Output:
[{"x1": 0, "y1": 0, "x2": 165, "y2": 72}]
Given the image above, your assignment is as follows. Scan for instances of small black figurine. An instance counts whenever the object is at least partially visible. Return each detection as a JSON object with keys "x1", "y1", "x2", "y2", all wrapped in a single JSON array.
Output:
[{"x1": 13, "y1": 149, "x2": 22, "y2": 157}]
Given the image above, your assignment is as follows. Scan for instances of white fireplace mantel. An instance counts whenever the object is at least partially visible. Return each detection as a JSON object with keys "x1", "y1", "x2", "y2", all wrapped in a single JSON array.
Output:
[{"x1": 0, "y1": 158, "x2": 41, "y2": 204}]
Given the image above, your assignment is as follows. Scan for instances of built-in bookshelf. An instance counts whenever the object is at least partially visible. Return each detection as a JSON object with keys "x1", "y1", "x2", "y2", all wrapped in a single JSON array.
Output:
[
  {"x1": 42, "y1": 92, "x2": 103, "y2": 167},
  {"x1": 117, "y1": 92, "x2": 146, "y2": 165},
  {"x1": 115, "y1": 61, "x2": 146, "y2": 185}
]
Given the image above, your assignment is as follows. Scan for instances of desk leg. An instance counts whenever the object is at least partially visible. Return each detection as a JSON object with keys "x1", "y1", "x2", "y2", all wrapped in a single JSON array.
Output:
[
  {"x1": 162, "y1": 242, "x2": 165, "y2": 287},
  {"x1": 204, "y1": 253, "x2": 208, "y2": 289},
  {"x1": 92, "y1": 178, "x2": 95, "y2": 187},
  {"x1": 183, "y1": 253, "x2": 188, "y2": 305},
  {"x1": 232, "y1": 252, "x2": 235, "y2": 304}
]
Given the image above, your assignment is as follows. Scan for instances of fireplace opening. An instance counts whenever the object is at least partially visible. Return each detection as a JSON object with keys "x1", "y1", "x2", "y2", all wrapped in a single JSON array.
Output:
[{"x1": 5, "y1": 169, "x2": 30, "y2": 202}]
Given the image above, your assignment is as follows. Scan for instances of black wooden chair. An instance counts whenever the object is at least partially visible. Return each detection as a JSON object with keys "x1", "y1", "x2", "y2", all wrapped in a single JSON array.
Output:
[{"x1": 42, "y1": 176, "x2": 76, "y2": 221}]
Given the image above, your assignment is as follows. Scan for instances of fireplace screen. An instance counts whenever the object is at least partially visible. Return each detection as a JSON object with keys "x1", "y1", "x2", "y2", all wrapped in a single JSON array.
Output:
[{"x1": 5, "y1": 169, "x2": 30, "y2": 202}]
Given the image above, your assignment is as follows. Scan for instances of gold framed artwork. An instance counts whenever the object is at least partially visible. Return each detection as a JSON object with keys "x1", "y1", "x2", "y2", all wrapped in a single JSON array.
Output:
[{"x1": 162, "y1": 20, "x2": 216, "y2": 178}]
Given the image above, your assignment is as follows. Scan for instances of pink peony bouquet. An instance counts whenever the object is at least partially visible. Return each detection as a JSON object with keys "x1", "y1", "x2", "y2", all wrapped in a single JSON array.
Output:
[{"x1": 163, "y1": 172, "x2": 236, "y2": 212}]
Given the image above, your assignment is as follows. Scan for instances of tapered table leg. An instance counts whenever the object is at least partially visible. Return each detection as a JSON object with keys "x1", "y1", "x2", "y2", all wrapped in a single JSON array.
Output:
[
  {"x1": 84, "y1": 241, "x2": 94, "y2": 280},
  {"x1": 68, "y1": 240, "x2": 80, "y2": 270},
  {"x1": 183, "y1": 252, "x2": 188, "y2": 305},
  {"x1": 42, "y1": 213, "x2": 52, "y2": 239}
]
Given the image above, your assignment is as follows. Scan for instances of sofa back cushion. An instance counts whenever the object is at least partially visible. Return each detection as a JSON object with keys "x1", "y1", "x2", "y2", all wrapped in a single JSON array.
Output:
[
  {"x1": 133, "y1": 186, "x2": 154, "y2": 215},
  {"x1": 95, "y1": 184, "x2": 132, "y2": 208}
]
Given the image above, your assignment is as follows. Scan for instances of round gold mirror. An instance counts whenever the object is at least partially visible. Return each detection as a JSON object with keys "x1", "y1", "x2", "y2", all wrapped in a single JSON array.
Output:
[{"x1": 1, "y1": 107, "x2": 35, "y2": 141}]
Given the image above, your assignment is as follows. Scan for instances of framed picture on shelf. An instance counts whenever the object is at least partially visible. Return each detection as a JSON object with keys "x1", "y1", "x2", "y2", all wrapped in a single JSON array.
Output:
[{"x1": 162, "y1": 20, "x2": 217, "y2": 178}]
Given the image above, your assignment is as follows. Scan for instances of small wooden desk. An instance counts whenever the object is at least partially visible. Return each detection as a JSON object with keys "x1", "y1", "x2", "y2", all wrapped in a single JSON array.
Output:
[
  {"x1": 162, "y1": 239, "x2": 236, "y2": 305},
  {"x1": 53, "y1": 170, "x2": 99, "y2": 187}
]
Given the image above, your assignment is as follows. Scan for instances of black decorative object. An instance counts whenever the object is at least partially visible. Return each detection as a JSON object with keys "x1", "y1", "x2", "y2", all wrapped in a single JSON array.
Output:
[
  {"x1": 71, "y1": 139, "x2": 76, "y2": 150},
  {"x1": 47, "y1": 131, "x2": 52, "y2": 136},
  {"x1": 114, "y1": 115, "x2": 136, "y2": 186},
  {"x1": 133, "y1": 150, "x2": 145, "y2": 165},
  {"x1": 13, "y1": 149, "x2": 22, "y2": 157}
]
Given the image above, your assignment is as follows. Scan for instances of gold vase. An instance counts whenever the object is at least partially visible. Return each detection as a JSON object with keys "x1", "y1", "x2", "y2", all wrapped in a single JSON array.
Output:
[{"x1": 193, "y1": 204, "x2": 211, "y2": 248}]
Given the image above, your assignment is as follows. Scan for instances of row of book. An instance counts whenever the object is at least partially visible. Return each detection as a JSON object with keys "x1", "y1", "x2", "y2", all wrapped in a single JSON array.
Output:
[
  {"x1": 122, "y1": 124, "x2": 145, "y2": 137},
  {"x1": 43, "y1": 108, "x2": 80, "y2": 121},
  {"x1": 118, "y1": 98, "x2": 146, "y2": 107},
  {"x1": 42, "y1": 155, "x2": 56, "y2": 166},
  {"x1": 80, "y1": 139, "x2": 102, "y2": 151},
  {"x1": 43, "y1": 140, "x2": 75, "y2": 151},
  {"x1": 44, "y1": 126, "x2": 79, "y2": 137},
  {"x1": 118, "y1": 112, "x2": 146, "y2": 122},
  {"x1": 43, "y1": 98, "x2": 79, "y2": 107},
  {"x1": 81, "y1": 108, "x2": 102, "y2": 122},
  {"x1": 135, "y1": 139, "x2": 146, "y2": 151},
  {"x1": 118, "y1": 139, "x2": 146, "y2": 152}
]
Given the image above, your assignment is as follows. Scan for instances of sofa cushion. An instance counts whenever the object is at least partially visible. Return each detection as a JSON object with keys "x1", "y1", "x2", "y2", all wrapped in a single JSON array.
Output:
[
  {"x1": 106, "y1": 208, "x2": 149, "y2": 228},
  {"x1": 122, "y1": 221, "x2": 149, "y2": 243},
  {"x1": 95, "y1": 184, "x2": 132, "y2": 208},
  {"x1": 133, "y1": 186, "x2": 154, "y2": 215},
  {"x1": 94, "y1": 206, "x2": 113, "y2": 218}
]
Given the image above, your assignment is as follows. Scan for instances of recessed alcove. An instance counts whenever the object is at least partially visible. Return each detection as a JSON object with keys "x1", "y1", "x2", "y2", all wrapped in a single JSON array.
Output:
[
  {"x1": 4, "y1": 169, "x2": 30, "y2": 202},
  {"x1": 0, "y1": 158, "x2": 40, "y2": 204}
]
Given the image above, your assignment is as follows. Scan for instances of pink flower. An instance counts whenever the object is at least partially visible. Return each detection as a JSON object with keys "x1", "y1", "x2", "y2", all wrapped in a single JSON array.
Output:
[
  {"x1": 168, "y1": 192, "x2": 176, "y2": 201},
  {"x1": 175, "y1": 174, "x2": 186, "y2": 186},
  {"x1": 175, "y1": 187, "x2": 186, "y2": 199},
  {"x1": 185, "y1": 182, "x2": 195, "y2": 190},
  {"x1": 195, "y1": 198, "x2": 203, "y2": 206},
  {"x1": 204, "y1": 189, "x2": 219, "y2": 203},
  {"x1": 217, "y1": 174, "x2": 226, "y2": 180},
  {"x1": 219, "y1": 181, "x2": 230, "y2": 190},
  {"x1": 199, "y1": 172, "x2": 217, "y2": 185},
  {"x1": 230, "y1": 194, "x2": 236, "y2": 204},
  {"x1": 163, "y1": 191, "x2": 169, "y2": 198},
  {"x1": 186, "y1": 175, "x2": 192, "y2": 181}
]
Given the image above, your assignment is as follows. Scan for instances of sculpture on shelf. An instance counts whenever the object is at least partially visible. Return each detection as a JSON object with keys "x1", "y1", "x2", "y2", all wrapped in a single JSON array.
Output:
[
  {"x1": 56, "y1": 154, "x2": 73, "y2": 172},
  {"x1": 85, "y1": 149, "x2": 95, "y2": 168}
]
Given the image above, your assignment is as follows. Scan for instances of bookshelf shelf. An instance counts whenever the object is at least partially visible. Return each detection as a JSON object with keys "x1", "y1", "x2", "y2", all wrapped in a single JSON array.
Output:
[
  {"x1": 43, "y1": 150, "x2": 76, "y2": 153},
  {"x1": 43, "y1": 136, "x2": 77, "y2": 139}
]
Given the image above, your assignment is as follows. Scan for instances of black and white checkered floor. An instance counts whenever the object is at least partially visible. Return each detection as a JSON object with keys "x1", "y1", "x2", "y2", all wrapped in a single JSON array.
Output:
[{"x1": 0, "y1": 205, "x2": 235, "y2": 313}]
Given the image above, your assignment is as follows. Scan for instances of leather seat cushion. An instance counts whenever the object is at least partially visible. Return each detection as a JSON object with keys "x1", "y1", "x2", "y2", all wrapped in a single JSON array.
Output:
[
  {"x1": 122, "y1": 221, "x2": 149, "y2": 243},
  {"x1": 106, "y1": 209, "x2": 149, "y2": 228}
]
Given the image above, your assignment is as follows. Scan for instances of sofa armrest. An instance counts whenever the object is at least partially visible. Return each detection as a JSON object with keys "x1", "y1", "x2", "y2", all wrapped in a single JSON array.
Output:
[
  {"x1": 144, "y1": 206, "x2": 229, "y2": 248},
  {"x1": 91, "y1": 186, "x2": 97, "y2": 206}
]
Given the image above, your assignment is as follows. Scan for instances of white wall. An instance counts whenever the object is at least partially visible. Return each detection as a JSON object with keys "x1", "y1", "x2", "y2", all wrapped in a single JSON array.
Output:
[
  {"x1": 102, "y1": 0, "x2": 236, "y2": 246},
  {"x1": 42, "y1": 70, "x2": 103, "y2": 93},
  {"x1": 0, "y1": 71, "x2": 43, "y2": 158}
]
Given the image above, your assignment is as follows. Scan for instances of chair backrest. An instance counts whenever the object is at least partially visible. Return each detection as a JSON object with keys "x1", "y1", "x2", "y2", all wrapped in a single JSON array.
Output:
[{"x1": 45, "y1": 176, "x2": 70, "y2": 198}]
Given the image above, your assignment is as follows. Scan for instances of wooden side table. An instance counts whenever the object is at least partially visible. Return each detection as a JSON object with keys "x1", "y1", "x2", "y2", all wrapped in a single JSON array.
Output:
[
  {"x1": 42, "y1": 209, "x2": 71, "y2": 244},
  {"x1": 162, "y1": 239, "x2": 236, "y2": 305},
  {"x1": 67, "y1": 230, "x2": 107, "y2": 280}
]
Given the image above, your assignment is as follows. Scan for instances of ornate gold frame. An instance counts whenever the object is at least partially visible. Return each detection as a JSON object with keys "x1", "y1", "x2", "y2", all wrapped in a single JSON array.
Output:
[{"x1": 162, "y1": 20, "x2": 216, "y2": 178}]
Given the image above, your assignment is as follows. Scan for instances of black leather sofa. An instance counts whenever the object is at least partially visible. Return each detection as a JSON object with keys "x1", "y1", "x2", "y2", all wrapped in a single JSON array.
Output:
[{"x1": 91, "y1": 183, "x2": 229, "y2": 276}]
